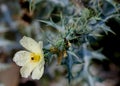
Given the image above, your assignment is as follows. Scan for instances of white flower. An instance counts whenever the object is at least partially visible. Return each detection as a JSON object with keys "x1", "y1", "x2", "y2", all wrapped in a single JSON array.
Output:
[{"x1": 13, "y1": 36, "x2": 45, "y2": 79}]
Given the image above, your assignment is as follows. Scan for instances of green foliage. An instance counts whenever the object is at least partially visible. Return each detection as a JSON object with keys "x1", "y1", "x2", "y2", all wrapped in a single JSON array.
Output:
[{"x1": 38, "y1": 0, "x2": 120, "y2": 85}]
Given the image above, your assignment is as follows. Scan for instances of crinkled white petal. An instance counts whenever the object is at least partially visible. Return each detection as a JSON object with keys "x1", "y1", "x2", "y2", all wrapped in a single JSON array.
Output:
[
  {"x1": 20, "y1": 62, "x2": 38, "y2": 78},
  {"x1": 31, "y1": 66, "x2": 44, "y2": 79},
  {"x1": 31, "y1": 58, "x2": 45, "y2": 79},
  {"x1": 20, "y1": 36, "x2": 42, "y2": 54},
  {"x1": 13, "y1": 51, "x2": 31, "y2": 66}
]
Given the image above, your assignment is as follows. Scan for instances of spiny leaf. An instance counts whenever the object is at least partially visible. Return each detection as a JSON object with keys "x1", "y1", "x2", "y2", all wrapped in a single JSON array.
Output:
[
  {"x1": 102, "y1": 0, "x2": 116, "y2": 16},
  {"x1": 62, "y1": 53, "x2": 73, "y2": 83},
  {"x1": 100, "y1": 24, "x2": 115, "y2": 34},
  {"x1": 61, "y1": 50, "x2": 83, "y2": 83}
]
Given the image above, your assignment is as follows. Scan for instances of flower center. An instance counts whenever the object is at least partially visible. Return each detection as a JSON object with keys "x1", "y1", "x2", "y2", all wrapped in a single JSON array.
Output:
[{"x1": 30, "y1": 53, "x2": 40, "y2": 62}]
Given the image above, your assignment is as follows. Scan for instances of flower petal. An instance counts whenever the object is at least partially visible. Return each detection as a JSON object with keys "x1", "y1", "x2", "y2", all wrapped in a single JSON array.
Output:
[
  {"x1": 13, "y1": 51, "x2": 31, "y2": 66},
  {"x1": 31, "y1": 59, "x2": 45, "y2": 79},
  {"x1": 20, "y1": 62, "x2": 38, "y2": 78},
  {"x1": 31, "y1": 66, "x2": 44, "y2": 80},
  {"x1": 20, "y1": 36, "x2": 41, "y2": 54}
]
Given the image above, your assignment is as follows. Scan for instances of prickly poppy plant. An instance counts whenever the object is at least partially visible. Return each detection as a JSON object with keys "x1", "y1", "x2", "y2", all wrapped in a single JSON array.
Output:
[{"x1": 1, "y1": 0, "x2": 118, "y2": 86}]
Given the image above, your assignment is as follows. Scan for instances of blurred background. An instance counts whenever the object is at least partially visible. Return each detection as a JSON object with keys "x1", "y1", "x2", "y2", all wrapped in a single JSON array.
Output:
[{"x1": 0, "y1": 0, "x2": 120, "y2": 86}]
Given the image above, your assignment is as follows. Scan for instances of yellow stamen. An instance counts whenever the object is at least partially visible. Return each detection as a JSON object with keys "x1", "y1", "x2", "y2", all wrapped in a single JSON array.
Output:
[{"x1": 30, "y1": 53, "x2": 40, "y2": 62}]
